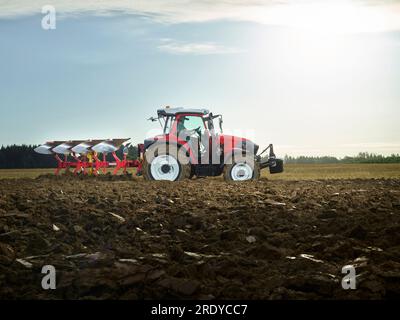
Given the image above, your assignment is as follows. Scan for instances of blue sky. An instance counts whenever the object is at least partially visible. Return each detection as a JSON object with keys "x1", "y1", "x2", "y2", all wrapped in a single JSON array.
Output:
[{"x1": 1, "y1": 0, "x2": 400, "y2": 157}]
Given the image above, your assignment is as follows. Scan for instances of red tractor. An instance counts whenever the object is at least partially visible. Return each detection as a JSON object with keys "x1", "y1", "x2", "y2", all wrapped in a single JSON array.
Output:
[{"x1": 142, "y1": 107, "x2": 283, "y2": 181}]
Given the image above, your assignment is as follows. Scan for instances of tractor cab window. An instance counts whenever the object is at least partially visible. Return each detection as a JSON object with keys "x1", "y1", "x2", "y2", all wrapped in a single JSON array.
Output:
[{"x1": 177, "y1": 116, "x2": 206, "y2": 135}]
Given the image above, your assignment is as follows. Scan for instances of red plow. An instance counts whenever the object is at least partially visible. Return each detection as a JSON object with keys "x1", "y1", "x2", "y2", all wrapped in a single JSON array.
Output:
[{"x1": 34, "y1": 138, "x2": 144, "y2": 176}]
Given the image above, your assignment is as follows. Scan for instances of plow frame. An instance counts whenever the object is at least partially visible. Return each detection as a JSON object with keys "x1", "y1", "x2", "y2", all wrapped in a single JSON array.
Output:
[{"x1": 53, "y1": 147, "x2": 143, "y2": 176}]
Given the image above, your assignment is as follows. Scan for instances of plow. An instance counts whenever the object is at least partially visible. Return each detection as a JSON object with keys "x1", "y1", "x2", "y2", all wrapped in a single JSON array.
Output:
[
  {"x1": 35, "y1": 107, "x2": 283, "y2": 181},
  {"x1": 35, "y1": 138, "x2": 144, "y2": 176}
]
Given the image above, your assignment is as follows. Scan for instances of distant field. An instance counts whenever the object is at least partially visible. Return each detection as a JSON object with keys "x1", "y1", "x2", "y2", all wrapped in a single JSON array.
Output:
[
  {"x1": 265, "y1": 163, "x2": 400, "y2": 180},
  {"x1": 0, "y1": 168, "x2": 54, "y2": 179},
  {"x1": 0, "y1": 163, "x2": 399, "y2": 180}
]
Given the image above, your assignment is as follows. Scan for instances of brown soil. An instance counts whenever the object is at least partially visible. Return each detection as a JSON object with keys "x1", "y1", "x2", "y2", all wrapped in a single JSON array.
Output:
[{"x1": 0, "y1": 175, "x2": 399, "y2": 299}]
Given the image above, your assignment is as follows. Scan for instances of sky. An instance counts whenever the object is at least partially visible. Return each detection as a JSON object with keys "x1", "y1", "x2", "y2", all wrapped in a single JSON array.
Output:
[{"x1": 0, "y1": 0, "x2": 400, "y2": 157}]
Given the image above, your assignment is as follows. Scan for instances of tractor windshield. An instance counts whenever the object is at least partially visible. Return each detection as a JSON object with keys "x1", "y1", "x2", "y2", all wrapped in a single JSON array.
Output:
[{"x1": 179, "y1": 116, "x2": 206, "y2": 133}]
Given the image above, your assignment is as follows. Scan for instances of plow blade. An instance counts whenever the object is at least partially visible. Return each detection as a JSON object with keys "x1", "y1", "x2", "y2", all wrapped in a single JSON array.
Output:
[
  {"x1": 34, "y1": 144, "x2": 53, "y2": 155},
  {"x1": 71, "y1": 142, "x2": 92, "y2": 154},
  {"x1": 52, "y1": 140, "x2": 84, "y2": 155},
  {"x1": 34, "y1": 141, "x2": 67, "y2": 155},
  {"x1": 92, "y1": 139, "x2": 130, "y2": 154},
  {"x1": 71, "y1": 139, "x2": 105, "y2": 154},
  {"x1": 35, "y1": 139, "x2": 130, "y2": 155}
]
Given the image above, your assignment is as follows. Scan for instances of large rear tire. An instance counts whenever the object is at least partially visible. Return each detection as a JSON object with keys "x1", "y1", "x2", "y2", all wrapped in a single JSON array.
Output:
[
  {"x1": 223, "y1": 155, "x2": 260, "y2": 181},
  {"x1": 143, "y1": 144, "x2": 191, "y2": 181}
]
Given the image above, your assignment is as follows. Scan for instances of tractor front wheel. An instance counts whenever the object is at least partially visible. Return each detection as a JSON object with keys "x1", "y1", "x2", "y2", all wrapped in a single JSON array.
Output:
[
  {"x1": 143, "y1": 144, "x2": 191, "y2": 181},
  {"x1": 223, "y1": 155, "x2": 260, "y2": 181}
]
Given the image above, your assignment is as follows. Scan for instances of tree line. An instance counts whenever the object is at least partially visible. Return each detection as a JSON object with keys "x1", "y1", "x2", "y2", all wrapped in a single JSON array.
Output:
[
  {"x1": 0, "y1": 144, "x2": 138, "y2": 169},
  {"x1": 284, "y1": 152, "x2": 400, "y2": 164}
]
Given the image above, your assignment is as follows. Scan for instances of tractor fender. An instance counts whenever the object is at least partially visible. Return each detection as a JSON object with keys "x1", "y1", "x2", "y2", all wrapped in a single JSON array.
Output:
[
  {"x1": 144, "y1": 138, "x2": 156, "y2": 150},
  {"x1": 144, "y1": 141, "x2": 197, "y2": 165}
]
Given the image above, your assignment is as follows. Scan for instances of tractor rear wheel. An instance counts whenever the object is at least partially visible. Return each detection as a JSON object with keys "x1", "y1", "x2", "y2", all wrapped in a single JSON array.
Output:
[
  {"x1": 223, "y1": 155, "x2": 260, "y2": 181},
  {"x1": 143, "y1": 144, "x2": 191, "y2": 181}
]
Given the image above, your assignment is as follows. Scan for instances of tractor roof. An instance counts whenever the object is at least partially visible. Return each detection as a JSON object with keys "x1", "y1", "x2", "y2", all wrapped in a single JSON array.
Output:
[{"x1": 157, "y1": 107, "x2": 209, "y2": 117}]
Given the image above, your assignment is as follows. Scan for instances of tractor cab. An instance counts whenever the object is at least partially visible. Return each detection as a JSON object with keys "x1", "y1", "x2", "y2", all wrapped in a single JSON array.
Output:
[
  {"x1": 143, "y1": 106, "x2": 283, "y2": 181},
  {"x1": 146, "y1": 107, "x2": 222, "y2": 159},
  {"x1": 149, "y1": 107, "x2": 222, "y2": 135}
]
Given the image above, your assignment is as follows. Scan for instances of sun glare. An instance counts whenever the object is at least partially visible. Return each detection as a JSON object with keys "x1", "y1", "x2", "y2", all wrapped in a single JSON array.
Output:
[
  {"x1": 246, "y1": 1, "x2": 390, "y2": 79},
  {"x1": 253, "y1": 0, "x2": 400, "y2": 35}
]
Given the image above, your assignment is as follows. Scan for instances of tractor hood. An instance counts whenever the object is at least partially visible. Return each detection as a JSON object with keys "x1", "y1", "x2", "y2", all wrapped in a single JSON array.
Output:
[{"x1": 219, "y1": 134, "x2": 259, "y2": 154}]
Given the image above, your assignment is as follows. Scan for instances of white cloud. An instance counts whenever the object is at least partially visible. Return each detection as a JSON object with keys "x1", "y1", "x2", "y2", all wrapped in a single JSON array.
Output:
[
  {"x1": 2, "y1": 0, "x2": 400, "y2": 33},
  {"x1": 157, "y1": 38, "x2": 241, "y2": 55}
]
